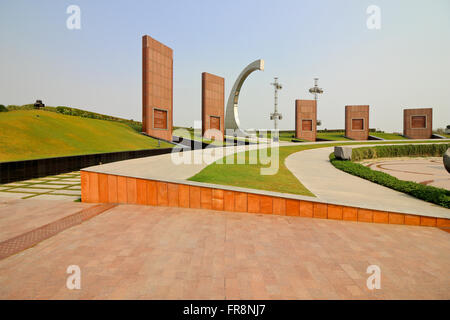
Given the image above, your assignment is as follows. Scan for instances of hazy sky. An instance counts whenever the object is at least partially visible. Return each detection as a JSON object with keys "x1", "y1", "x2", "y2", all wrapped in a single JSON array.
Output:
[{"x1": 1, "y1": 0, "x2": 449, "y2": 132}]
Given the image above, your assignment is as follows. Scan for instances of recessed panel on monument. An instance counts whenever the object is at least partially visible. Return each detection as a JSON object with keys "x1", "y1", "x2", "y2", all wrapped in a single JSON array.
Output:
[
  {"x1": 345, "y1": 105, "x2": 369, "y2": 140},
  {"x1": 142, "y1": 35, "x2": 173, "y2": 141},
  {"x1": 295, "y1": 100, "x2": 317, "y2": 141},
  {"x1": 202, "y1": 72, "x2": 224, "y2": 141},
  {"x1": 403, "y1": 108, "x2": 432, "y2": 139}
]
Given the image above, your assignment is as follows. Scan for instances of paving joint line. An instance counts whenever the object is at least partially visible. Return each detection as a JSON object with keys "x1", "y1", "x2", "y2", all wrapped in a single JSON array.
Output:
[{"x1": 0, "y1": 203, "x2": 117, "y2": 261}]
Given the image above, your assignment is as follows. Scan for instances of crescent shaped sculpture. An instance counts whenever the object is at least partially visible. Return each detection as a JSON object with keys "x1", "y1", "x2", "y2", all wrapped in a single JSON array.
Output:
[{"x1": 225, "y1": 59, "x2": 264, "y2": 134}]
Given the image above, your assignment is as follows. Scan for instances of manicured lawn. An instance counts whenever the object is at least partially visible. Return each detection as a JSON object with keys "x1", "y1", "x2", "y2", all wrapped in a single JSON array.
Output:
[
  {"x1": 189, "y1": 144, "x2": 322, "y2": 196},
  {"x1": 437, "y1": 133, "x2": 450, "y2": 138},
  {"x1": 189, "y1": 140, "x2": 450, "y2": 197},
  {"x1": 316, "y1": 131, "x2": 350, "y2": 141},
  {"x1": 255, "y1": 130, "x2": 296, "y2": 142},
  {"x1": 0, "y1": 110, "x2": 173, "y2": 162},
  {"x1": 173, "y1": 127, "x2": 232, "y2": 146},
  {"x1": 369, "y1": 132, "x2": 407, "y2": 140}
]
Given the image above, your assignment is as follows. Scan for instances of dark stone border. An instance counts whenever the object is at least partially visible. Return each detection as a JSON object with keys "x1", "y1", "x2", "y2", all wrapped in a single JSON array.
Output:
[{"x1": 0, "y1": 148, "x2": 176, "y2": 184}]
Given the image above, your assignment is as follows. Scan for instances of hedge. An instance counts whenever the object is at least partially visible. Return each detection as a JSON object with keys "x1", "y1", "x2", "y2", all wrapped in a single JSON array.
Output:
[
  {"x1": 329, "y1": 153, "x2": 450, "y2": 208},
  {"x1": 352, "y1": 143, "x2": 450, "y2": 161}
]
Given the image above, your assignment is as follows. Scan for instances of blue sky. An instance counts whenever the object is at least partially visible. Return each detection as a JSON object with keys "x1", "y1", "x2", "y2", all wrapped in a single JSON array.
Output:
[{"x1": 1, "y1": 0, "x2": 449, "y2": 132}]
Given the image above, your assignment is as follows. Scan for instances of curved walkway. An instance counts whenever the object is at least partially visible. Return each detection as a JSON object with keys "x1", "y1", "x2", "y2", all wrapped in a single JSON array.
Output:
[
  {"x1": 85, "y1": 143, "x2": 271, "y2": 181},
  {"x1": 285, "y1": 146, "x2": 450, "y2": 219}
]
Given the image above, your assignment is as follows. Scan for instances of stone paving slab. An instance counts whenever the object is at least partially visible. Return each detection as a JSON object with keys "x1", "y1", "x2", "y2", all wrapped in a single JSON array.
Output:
[
  {"x1": 0, "y1": 193, "x2": 33, "y2": 200},
  {"x1": 0, "y1": 183, "x2": 28, "y2": 188},
  {"x1": 49, "y1": 189, "x2": 81, "y2": 196},
  {"x1": 67, "y1": 186, "x2": 81, "y2": 190},
  {"x1": 26, "y1": 184, "x2": 69, "y2": 189},
  {"x1": 32, "y1": 195, "x2": 81, "y2": 201},
  {"x1": 0, "y1": 172, "x2": 81, "y2": 201},
  {"x1": 44, "y1": 181, "x2": 79, "y2": 185},
  {"x1": 2, "y1": 188, "x2": 48, "y2": 194},
  {"x1": 0, "y1": 204, "x2": 448, "y2": 299}
]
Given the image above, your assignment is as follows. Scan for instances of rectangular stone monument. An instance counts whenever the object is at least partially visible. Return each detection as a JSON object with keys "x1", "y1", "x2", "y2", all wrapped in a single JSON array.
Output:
[
  {"x1": 345, "y1": 105, "x2": 369, "y2": 140},
  {"x1": 202, "y1": 72, "x2": 225, "y2": 141},
  {"x1": 295, "y1": 100, "x2": 317, "y2": 141},
  {"x1": 403, "y1": 108, "x2": 432, "y2": 139},
  {"x1": 142, "y1": 35, "x2": 173, "y2": 142}
]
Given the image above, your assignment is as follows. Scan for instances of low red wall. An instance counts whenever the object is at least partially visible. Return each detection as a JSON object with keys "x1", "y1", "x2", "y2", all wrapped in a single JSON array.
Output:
[{"x1": 81, "y1": 171, "x2": 450, "y2": 229}]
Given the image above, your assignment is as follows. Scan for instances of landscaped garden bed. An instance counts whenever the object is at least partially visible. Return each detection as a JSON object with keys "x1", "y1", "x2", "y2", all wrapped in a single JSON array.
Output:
[{"x1": 330, "y1": 144, "x2": 450, "y2": 208}]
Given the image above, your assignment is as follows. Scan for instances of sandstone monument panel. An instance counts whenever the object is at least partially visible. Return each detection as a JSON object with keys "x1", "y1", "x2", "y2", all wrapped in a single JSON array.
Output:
[
  {"x1": 202, "y1": 72, "x2": 224, "y2": 140},
  {"x1": 345, "y1": 105, "x2": 369, "y2": 140},
  {"x1": 142, "y1": 35, "x2": 173, "y2": 141},
  {"x1": 295, "y1": 99, "x2": 317, "y2": 141},
  {"x1": 403, "y1": 108, "x2": 432, "y2": 139}
]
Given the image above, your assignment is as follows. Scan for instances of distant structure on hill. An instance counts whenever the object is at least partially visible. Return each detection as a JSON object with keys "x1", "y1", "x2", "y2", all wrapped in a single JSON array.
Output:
[{"x1": 34, "y1": 100, "x2": 45, "y2": 109}]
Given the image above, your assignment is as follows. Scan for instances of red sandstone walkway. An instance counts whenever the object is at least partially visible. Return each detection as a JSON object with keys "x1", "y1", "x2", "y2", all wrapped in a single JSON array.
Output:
[
  {"x1": 0, "y1": 203, "x2": 448, "y2": 299},
  {"x1": 0, "y1": 198, "x2": 92, "y2": 242}
]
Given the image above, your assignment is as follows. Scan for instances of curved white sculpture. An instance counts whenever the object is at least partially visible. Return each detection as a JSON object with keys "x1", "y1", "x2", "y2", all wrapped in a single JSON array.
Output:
[{"x1": 225, "y1": 59, "x2": 264, "y2": 134}]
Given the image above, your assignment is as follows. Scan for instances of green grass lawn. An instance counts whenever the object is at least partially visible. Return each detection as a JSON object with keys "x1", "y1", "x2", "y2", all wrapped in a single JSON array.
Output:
[
  {"x1": 174, "y1": 126, "x2": 264, "y2": 145},
  {"x1": 189, "y1": 144, "x2": 319, "y2": 196},
  {"x1": 316, "y1": 131, "x2": 350, "y2": 141},
  {"x1": 240, "y1": 130, "x2": 408, "y2": 142},
  {"x1": 0, "y1": 110, "x2": 173, "y2": 162},
  {"x1": 437, "y1": 133, "x2": 450, "y2": 138},
  {"x1": 369, "y1": 132, "x2": 407, "y2": 140},
  {"x1": 270, "y1": 130, "x2": 350, "y2": 142},
  {"x1": 188, "y1": 139, "x2": 450, "y2": 197},
  {"x1": 173, "y1": 127, "x2": 229, "y2": 146},
  {"x1": 254, "y1": 130, "x2": 296, "y2": 142}
]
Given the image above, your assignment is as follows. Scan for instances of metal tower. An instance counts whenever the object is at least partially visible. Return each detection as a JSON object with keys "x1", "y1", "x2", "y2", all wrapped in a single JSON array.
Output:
[
  {"x1": 309, "y1": 77, "x2": 323, "y2": 102},
  {"x1": 270, "y1": 77, "x2": 283, "y2": 141},
  {"x1": 309, "y1": 77, "x2": 324, "y2": 126}
]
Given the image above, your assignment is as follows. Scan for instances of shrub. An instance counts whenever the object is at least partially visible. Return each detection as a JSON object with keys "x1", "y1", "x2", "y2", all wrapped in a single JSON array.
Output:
[
  {"x1": 0, "y1": 105, "x2": 7, "y2": 112},
  {"x1": 352, "y1": 144, "x2": 450, "y2": 161},
  {"x1": 329, "y1": 153, "x2": 450, "y2": 208}
]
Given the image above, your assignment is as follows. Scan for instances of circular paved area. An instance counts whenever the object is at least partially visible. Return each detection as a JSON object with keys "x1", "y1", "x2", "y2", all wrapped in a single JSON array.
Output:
[
  {"x1": 362, "y1": 157, "x2": 450, "y2": 190},
  {"x1": 0, "y1": 204, "x2": 449, "y2": 299}
]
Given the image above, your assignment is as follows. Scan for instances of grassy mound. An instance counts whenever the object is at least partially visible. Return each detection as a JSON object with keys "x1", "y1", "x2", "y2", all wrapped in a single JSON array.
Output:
[{"x1": 0, "y1": 110, "x2": 173, "y2": 162}]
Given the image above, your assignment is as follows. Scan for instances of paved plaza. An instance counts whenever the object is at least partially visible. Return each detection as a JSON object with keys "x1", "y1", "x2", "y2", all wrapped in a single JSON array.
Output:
[
  {"x1": 0, "y1": 142, "x2": 449, "y2": 300},
  {"x1": 0, "y1": 202, "x2": 448, "y2": 299}
]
